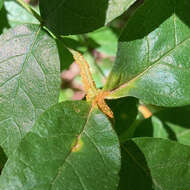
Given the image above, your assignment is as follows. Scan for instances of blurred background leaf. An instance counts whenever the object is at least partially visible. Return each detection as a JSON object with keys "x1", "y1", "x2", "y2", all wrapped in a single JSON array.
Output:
[
  {"x1": 0, "y1": 0, "x2": 39, "y2": 33},
  {"x1": 0, "y1": 0, "x2": 3, "y2": 10},
  {"x1": 134, "y1": 106, "x2": 190, "y2": 146}
]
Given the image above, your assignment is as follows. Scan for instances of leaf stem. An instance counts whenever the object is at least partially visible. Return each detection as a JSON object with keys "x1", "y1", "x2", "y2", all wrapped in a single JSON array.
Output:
[
  {"x1": 92, "y1": 58, "x2": 107, "y2": 79},
  {"x1": 119, "y1": 114, "x2": 144, "y2": 143},
  {"x1": 16, "y1": 0, "x2": 43, "y2": 23}
]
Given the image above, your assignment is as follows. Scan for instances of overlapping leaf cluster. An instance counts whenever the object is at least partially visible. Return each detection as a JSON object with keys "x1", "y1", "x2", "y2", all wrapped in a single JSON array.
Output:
[{"x1": 1, "y1": 0, "x2": 190, "y2": 189}]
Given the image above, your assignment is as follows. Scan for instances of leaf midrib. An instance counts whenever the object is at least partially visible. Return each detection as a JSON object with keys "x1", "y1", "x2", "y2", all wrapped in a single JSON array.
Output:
[
  {"x1": 49, "y1": 106, "x2": 93, "y2": 190},
  {"x1": 14, "y1": 26, "x2": 41, "y2": 96},
  {"x1": 11, "y1": 26, "x2": 41, "y2": 138},
  {"x1": 122, "y1": 145, "x2": 164, "y2": 190},
  {"x1": 110, "y1": 27, "x2": 190, "y2": 96},
  {"x1": 0, "y1": 26, "x2": 41, "y2": 142}
]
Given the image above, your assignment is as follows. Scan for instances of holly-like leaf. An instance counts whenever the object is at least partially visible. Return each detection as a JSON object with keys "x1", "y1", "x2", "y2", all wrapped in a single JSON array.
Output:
[
  {"x1": 0, "y1": 101, "x2": 121, "y2": 190},
  {"x1": 0, "y1": 0, "x2": 39, "y2": 33},
  {"x1": 119, "y1": 137, "x2": 190, "y2": 190},
  {"x1": 39, "y1": 0, "x2": 137, "y2": 35},
  {"x1": 0, "y1": 24, "x2": 60, "y2": 156},
  {"x1": 134, "y1": 106, "x2": 190, "y2": 146},
  {"x1": 105, "y1": 0, "x2": 190, "y2": 107}
]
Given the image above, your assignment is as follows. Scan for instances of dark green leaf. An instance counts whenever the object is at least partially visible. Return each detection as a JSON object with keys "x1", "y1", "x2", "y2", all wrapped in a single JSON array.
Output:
[
  {"x1": 105, "y1": 0, "x2": 190, "y2": 107},
  {"x1": 56, "y1": 38, "x2": 74, "y2": 71},
  {"x1": 119, "y1": 137, "x2": 190, "y2": 190},
  {"x1": 134, "y1": 106, "x2": 190, "y2": 146},
  {"x1": 107, "y1": 97, "x2": 138, "y2": 136},
  {"x1": 39, "y1": 0, "x2": 137, "y2": 35},
  {"x1": 0, "y1": 146, "x2": 7, "y2": 175},
  {"x1": 0, "y1": 0, "x2": 39, "y2": 33},
  {"x1": 0, "y1": 0, "x2": 3, "y2": 11},
  {"x1": 61, "y1": 37, "x2": 88, "y2": 53},
  {"x1": 0, "y1": 6, "x2": 9, "y2": 34},
  {"x1": 0, "y1": 24, "x2": 61, "y2": 156},
  {"x1": 0, "y1": 101, "x2": 120, "y2": 190},
  {"x1": 119, "y1": 144, "x2": 153, "y2": 190}
]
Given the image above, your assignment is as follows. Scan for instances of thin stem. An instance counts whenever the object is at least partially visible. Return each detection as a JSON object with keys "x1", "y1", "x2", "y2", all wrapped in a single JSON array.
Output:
[
  {"x1": 119, "y1": 114, "x2": 144, "y2": 143},
  {"x1": 16, "y1": 0, "x2": 43, "y2": 23},
  {"x1": 44, "y1": 26, "x2": 57, "y2": 39},
  {"x1": 92, "y1": 59, "x2": 107, "y2": 79},
  {"x1": 78, "y1": 35, "x2": 107, "y2": 79}
]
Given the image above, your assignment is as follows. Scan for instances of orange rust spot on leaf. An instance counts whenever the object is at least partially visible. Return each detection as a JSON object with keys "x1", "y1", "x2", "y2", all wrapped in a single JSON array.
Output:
[
  {"x1": 138, "y1": 105, "x2": 152, "y2": 119},
  {"x1": 71, "y1": 135, "x2": 83, "y2": 152}
]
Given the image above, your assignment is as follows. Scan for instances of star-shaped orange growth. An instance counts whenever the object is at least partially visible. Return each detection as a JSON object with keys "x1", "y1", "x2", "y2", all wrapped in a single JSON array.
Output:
[{"x1": 71, "y1": 50, "x2": 113, "y2": 118}]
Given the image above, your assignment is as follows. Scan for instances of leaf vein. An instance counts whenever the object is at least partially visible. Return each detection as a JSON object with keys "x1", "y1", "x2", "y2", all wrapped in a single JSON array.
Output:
[
  {"x1": 31, "y1": 52, "x2": 50, "y2": 93},
  {"x1": 0, "y1": 53, "x2": 25, "y2": 64},
  {"x1": 0, "y1": 73, "x2": 19, "y2": 88},
  {"x1": 111, "y1": 34, "x2": 190, "y2": 94},
  {"x1": 66, "y1": 160, "x2": 88, "y2": 190},
  {"x1": 49, "y1": 106, "x2": 93, "y2": 190},
  {"x1": 83, "y1": 130, "x2": 108, "y2": 172},
  {"x1": 14, "y1": 26, "x2": 41, "y2": 96}
]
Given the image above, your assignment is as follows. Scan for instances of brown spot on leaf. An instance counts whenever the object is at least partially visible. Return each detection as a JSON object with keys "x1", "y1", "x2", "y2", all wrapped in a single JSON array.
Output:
[{"x1": 71, "y1": 135, "x2": 83, "y2": 152}]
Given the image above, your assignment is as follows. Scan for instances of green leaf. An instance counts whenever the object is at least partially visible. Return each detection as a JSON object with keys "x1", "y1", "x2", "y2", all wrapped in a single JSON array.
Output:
[
  {"x1": 61, "y1": 37, "x2": 88, "y2": 53},
  {"x1": 39, "y1": 0, "x2": 137, "y2": 35},
  {"x1": 0, "y1": 6, "x2": 9, "y2": 34},
  {"x1": 56, "y1": 38, "x2": 74, "y2": 71},
  {"x1": 134, "y1": 106, "x2": 190, "y2": 146},
  {"x1": 134, "y1": 116, "x2": 169, "y2": 139},
  {"x1": 0, "y1": 0, "x2": 39, "y2": 33},
  {"x1": 0, "y1": 146, "x2": 7, "y2": 174},
  {"x1": 0, "y1": 24, "x2": 61, "y2": 156},
  {"x1": 107, "y1": 97, "x2": 138, "y2": 136},
  {"x1": 87, "y1": 27, "x2": 118, "y2": 56},
  {"x1": 0, "y1": 101, "x2": 121, "y2": 190},
  {"x1": 119, "y1": 137, "x2": 190, "y2": 190},
  {"x1": 0, "y1": 0, "x2": 3, "y2": 11},
  {"x1": 119, "y1": 145, "x2": 152, "y2": 190},
  {"x1": 105, "y1": 0, "x2": 190, "y2": 107}
]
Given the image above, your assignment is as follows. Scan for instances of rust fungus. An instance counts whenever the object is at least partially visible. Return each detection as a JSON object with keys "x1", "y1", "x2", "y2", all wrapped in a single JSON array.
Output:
[
  {"x1": 71, "y1": 50, "x2": 113, "y2": 118},
  {"x1": 138, "y1": 105, "x2": 152, "y2": 119},
  {"x1": 71, "y1": 135, "x2": 83, "y2": 152}
]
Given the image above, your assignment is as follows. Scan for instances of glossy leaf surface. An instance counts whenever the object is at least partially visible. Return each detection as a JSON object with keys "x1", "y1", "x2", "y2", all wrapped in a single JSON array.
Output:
[
  {"x1": 0, "y1": 101, "x2": 120, "y2": 190},
  {"x1": 39, "y1": 0, "x2": 136, "y2": 35},
  {"x1": 0, "y1": 24, "x2": 60, "y2": 156},
  {"x1": 105, "y1": 0, "x2": 190, "y2": 107},
  {"x1": 119, "y1": 137, "x2": 190, "y2": 190}
]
